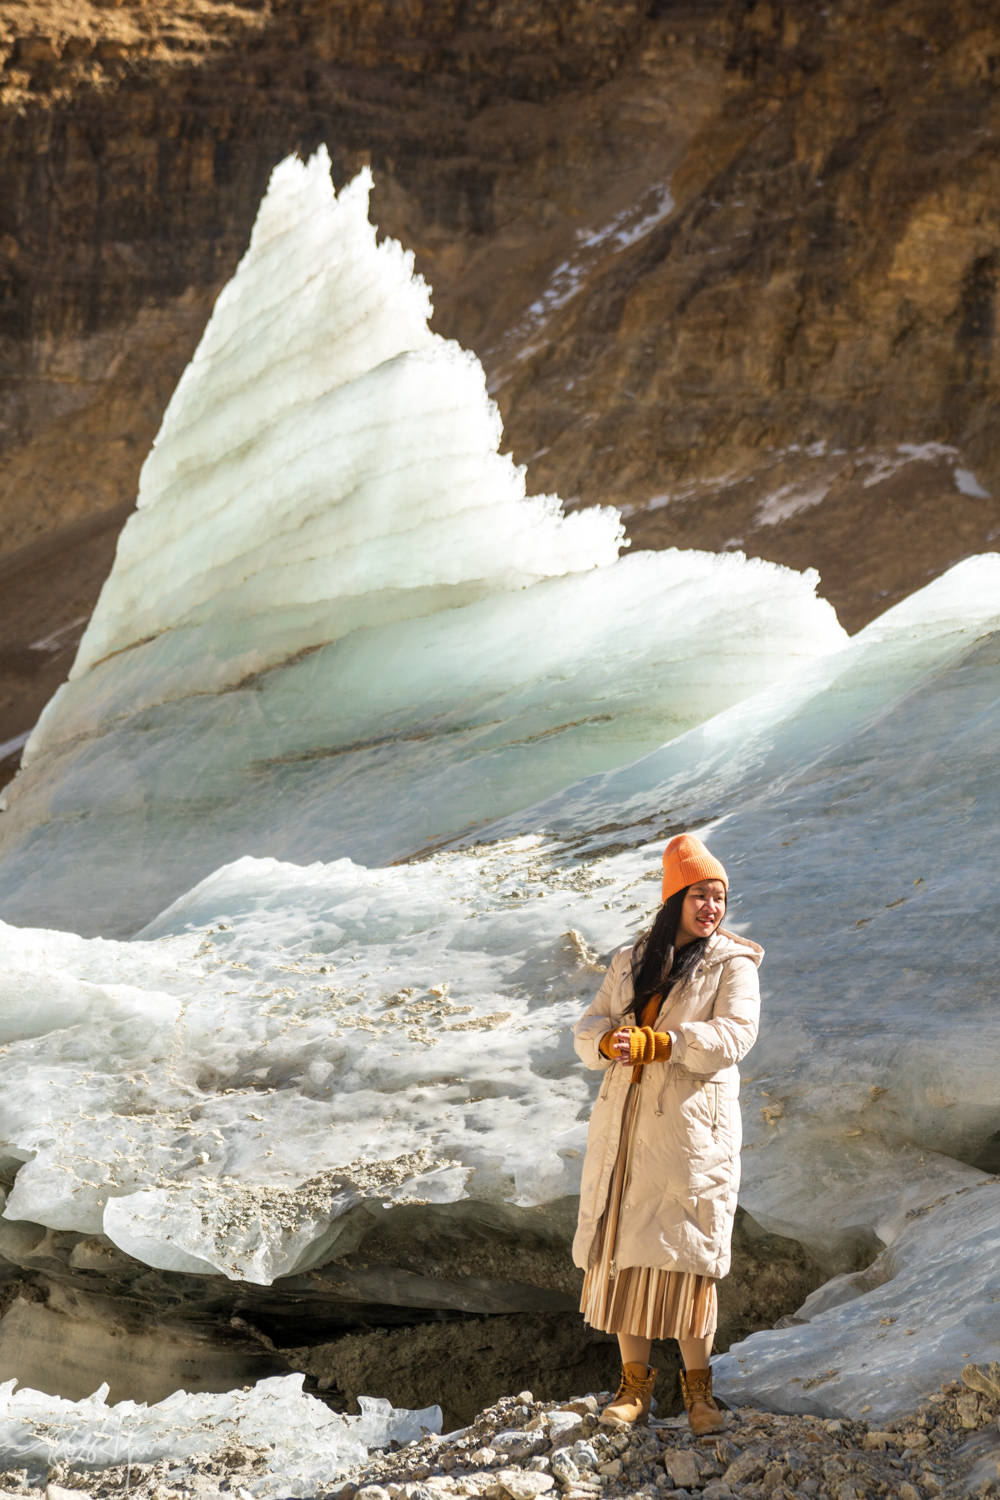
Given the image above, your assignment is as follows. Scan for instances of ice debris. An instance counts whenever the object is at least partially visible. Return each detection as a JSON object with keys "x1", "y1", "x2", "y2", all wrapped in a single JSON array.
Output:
[{"x1": 0, "y1": 1374, "x2": 439, "y2": 1498}]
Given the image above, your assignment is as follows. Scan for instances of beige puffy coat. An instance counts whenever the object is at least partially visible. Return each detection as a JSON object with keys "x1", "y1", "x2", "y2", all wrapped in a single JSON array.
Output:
[{"x1": 572, "y1": 928, "x2": 763, "y2": 1280}]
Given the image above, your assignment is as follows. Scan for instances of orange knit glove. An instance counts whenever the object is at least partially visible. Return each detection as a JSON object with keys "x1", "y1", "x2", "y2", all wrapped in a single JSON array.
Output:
[
  {"x1": 599, "y1": 1028, "x2": 673, "y2": 1063},
  {"x1": 630, "y1": 1026, "x2": 673, "y2": 1064},
  {"x1": 650, "y1": 1028, "x2": 672, "y2": 1062}
]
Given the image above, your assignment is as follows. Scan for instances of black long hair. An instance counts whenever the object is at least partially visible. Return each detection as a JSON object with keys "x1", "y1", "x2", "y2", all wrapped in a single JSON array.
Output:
[{"x1": 628, "y1": 884, "x2": 722, "y2": 1018}]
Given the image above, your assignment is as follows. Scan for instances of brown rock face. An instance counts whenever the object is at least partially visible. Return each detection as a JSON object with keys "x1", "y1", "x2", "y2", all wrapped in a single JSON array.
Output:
[{"x1": 1, "y1": 0, "x2": 1000, "y2": 754}]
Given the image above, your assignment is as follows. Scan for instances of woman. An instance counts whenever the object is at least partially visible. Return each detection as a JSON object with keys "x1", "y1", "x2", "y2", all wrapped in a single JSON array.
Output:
[{"x1": 572, "y1": 833, "x2": 762, "y2": 1434}]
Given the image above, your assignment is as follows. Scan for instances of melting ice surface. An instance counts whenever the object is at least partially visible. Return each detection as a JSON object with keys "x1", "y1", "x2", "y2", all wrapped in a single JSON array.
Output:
[{"x1": 0, "y1": 147, "x2": 996, "y2": 1471}]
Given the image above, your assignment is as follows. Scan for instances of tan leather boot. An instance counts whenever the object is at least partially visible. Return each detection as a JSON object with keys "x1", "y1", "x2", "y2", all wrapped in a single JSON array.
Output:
[
  {"x1": 679, "y1": 1367, "x2": 725, "y2": 1435},
  {"x1": 599, "y1": 1362, "x2": 657, "y2": 1427}
]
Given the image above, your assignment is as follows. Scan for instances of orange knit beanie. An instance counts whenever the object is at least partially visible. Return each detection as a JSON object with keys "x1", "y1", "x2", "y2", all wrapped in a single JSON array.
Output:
[{"x1": 661, "y1": 833, "x2": 728, "y2": 902}]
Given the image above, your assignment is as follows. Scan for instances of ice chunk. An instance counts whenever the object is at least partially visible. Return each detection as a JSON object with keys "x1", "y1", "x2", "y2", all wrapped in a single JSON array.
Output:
[
  {"x1": 75, "y1": 152, "x2": 622, "y2": 682},
  {"x1": 0, "y1": 842, "x2": 624, "y2": 1276},
  {"x1": 40, "y1": 148, "x2": 622, "y2": 698},
  {"x1": 0, "y1": 1373, "x2": 440, "y2": 1496}
]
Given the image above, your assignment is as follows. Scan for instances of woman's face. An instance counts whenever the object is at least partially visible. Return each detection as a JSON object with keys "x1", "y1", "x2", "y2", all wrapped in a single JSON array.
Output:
[{"x1": 675, "y1": 880, "x2": 727, "y2": 947}]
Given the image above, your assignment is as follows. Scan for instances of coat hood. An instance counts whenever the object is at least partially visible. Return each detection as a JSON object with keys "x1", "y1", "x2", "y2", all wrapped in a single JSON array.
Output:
[{"x1": 700, "y1": 927, "x2": 764, "y2": 969}]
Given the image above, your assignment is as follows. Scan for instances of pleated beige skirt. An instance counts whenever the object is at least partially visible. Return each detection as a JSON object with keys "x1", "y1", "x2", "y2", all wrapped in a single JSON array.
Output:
[{"x1": 580, "y1": 1078, "x2": 718, "y2": 1341}]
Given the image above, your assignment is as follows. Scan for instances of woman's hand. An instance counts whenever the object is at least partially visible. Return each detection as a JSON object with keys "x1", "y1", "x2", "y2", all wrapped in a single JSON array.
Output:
[
  {"x1": 598, "y1": 1027, "x2": 632, "y2": 1063},
  {"x1": 611, "y1": 1027, "x2": 634, "y2": 1065}
]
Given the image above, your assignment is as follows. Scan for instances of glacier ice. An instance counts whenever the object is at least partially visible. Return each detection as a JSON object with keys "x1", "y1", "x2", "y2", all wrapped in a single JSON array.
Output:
[
  {"x1": 0, "y1": 1373, "x2": 440, "y2": 1496},
  {"x1": 0, "y1": 557, "x2": 995, "y2": 1423},
  {"x1": 0, "y1": 143, "x2": 996, "y2": 1438},
  {"x1": 0, "y1": 149, "x2": 844, "y2": 937}
]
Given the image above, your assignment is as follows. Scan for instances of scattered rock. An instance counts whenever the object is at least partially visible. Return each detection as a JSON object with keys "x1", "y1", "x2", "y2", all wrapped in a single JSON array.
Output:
[
  {"x1": 548, "y1": 1450, "x2": 580, "y2": 1487},
  {"x1": 544, "y1": 1414, "x2": 585, "y2": 1447},
  {"x1": 559, "y1": 1399, "x2": 599, "y2": 1419},
  {"x1": 453, "y1": 1478, "x2": 495, "y2": 1498},
  {"x1": 492, "y1": 1469, "x2": 554, "y2": 1500},
  {"x1": 721, "y1": 1448, "x2": 766, "y2": 1485},
  {"x1": 955, "y1": 1392, "x2": 981, "y2": 1428},
  {"x1": 492, "y1": 1435, "x2": 548, "y2": 1462},
  {"x1": 568, "y1": 1443, "x2": 599, "y2": 1473},
  {"x1": 964, "y1": 1362, "x2": 1000, "y2": 1403},
  {"x1": 662, "y1": 1451, "x2": 699, "y2": 1489}
]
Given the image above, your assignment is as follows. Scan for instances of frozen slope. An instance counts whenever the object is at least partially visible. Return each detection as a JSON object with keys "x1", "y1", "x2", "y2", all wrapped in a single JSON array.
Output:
[
  {"x1": 717, "y1": 1177, "x2": 1000, "y2": 1424},
  {"x1": 0, "y1": 149, "x2": 843, "y2": 937}
]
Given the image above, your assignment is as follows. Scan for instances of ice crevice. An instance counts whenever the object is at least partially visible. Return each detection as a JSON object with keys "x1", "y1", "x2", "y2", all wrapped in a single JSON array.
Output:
[{"x1": 0, "y1": 145, "x2": 996, "y2": 1459}]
